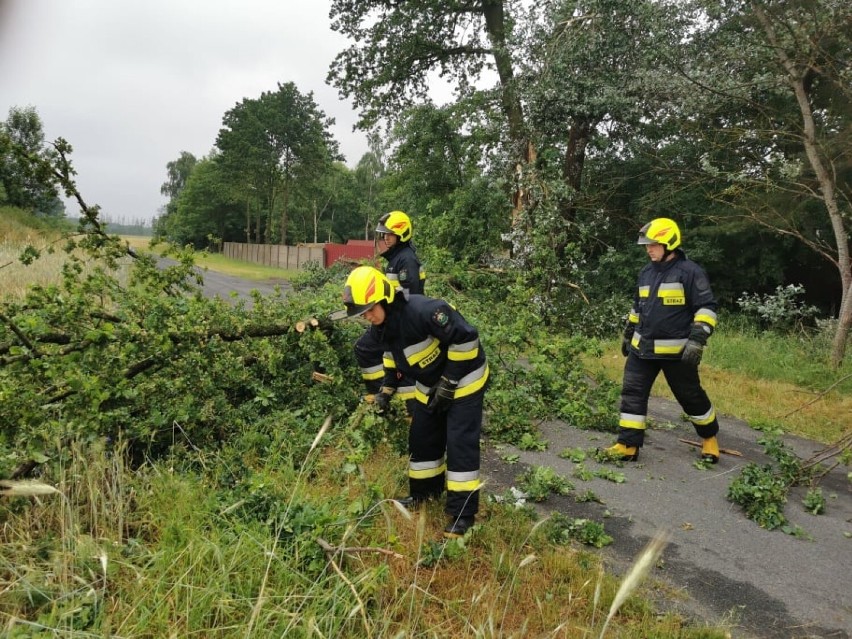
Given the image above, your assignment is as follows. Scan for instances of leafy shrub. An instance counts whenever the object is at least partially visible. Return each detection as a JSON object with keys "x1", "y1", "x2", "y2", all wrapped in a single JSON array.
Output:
[
  {"x1": 543, "y1": 512, "x2": 613, "y2": 548},
  {"x1": 727, "y1": 436, "x2": 810, "y2": 530},
  {"x1": 736, "y1": 284, "x2": 819, "y2": 333},
  {"x1": 517, "y1": 465, "x2": 573, "y2": 502}
]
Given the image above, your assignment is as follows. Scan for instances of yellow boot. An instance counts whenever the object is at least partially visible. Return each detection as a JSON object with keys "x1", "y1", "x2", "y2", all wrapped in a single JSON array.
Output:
[
  {"x1": 701, "y1": 436, "x2": 720, "y2": 464},
  {"x1": 602, "y1": 442, "x2": 639, "y2": 461}
]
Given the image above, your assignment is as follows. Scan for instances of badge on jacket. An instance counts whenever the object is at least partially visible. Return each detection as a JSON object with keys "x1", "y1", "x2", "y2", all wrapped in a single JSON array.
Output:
[
  {"x1": 432, "y1": 309, "x2": 449, "y2": 327},
  {"x1": 398, "y1": 268, "x2": 408, "y2": 283}
]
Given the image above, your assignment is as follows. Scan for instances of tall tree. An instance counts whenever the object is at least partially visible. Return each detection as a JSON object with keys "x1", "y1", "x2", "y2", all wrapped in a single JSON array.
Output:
[
  {"x1": 156, "y1": 151, "x2": 198, "y2": 236},
  {"x1": 0, "y1": 106, "x2": 64, "y2": 215},
  {"x1": 328, "y1": 0, "x2": 533, "y2": 219},
  {"x1": 215, "y1": 82, "x2": 341, "y2": 245},
  {"x1": 685, "y1": 0, "x2": 852, "y2": 365}
]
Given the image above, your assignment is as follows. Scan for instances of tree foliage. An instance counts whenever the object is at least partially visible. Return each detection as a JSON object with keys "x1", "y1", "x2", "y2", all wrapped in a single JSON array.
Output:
[
  {"x1": 215, "y1": 82, "x2": 342, "y2": 245},
  {"x1": 0, "y1": 106, "x2": 65, "y2": 216}
]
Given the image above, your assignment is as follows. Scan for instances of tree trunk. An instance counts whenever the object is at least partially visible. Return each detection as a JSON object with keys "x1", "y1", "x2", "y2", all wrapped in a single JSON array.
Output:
[{"x1": 753, "y1": 3, "x2": 850, "y2": 366}]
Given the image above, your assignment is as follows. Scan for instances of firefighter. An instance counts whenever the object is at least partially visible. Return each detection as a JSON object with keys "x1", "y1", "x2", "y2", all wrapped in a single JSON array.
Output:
[
  {"x1": 343, "y1": 265, "x2": 488, "y2": 538},
  {"x1": 606, "y1": 218, "x2": 721, "y2": 463},
  {"x1": 354, "y1": 211, "x2": 425, "y2": 409}
]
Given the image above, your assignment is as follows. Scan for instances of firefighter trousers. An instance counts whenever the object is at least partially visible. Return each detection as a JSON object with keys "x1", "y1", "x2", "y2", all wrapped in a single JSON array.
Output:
[
  {"x1": 408, "y1": 388, "x2": 484, "y2": 518},
  {"x1": 617, "y1": 354, "x2": 719, "y2": 448}
]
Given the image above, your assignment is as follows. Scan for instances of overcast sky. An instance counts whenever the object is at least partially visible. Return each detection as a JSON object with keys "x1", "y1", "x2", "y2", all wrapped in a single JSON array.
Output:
[{"x1": 0, "y1": 0, "x2": 370, "y2": 224}]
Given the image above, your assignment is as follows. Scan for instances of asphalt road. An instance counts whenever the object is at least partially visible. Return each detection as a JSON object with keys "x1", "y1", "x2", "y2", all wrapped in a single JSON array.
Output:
[
  {"x1": 199, "y1": 268, "x2": 851, "y2": 638},
  {"x1": 481, "y1": 395, "x2": 852, "y2": 639},
  {"x1": 194, "y1": 267, "x2": 291, "y2": 307}
]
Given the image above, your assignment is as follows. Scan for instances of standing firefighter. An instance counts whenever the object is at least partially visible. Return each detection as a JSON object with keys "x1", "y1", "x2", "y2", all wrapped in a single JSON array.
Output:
[
  {"x1": 354, "y1": 211, "x2": 425, "y2": 408},
  {"x1": 606, "y1": 218, "x2": 722, "y2": 463},
  {"x1": 343, "y1": 266, "x2": 488, "y2": 538}
]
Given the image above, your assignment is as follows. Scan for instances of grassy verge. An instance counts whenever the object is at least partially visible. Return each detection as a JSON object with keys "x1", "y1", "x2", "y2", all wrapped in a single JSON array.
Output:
[
  {"x1": 120, "y1": 234, "x2": 299, "y2": 281},
  {"x1": 0, "y1": 437, "x2": 729, "y2": 638}
]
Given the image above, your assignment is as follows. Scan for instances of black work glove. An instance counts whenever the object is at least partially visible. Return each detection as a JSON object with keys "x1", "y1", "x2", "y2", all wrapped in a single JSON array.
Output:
[
  {"x1": 621, "y1": 324, "x2": 635, "y2": 357},
  {"x1": 681, "y1": 324, "x2": 710, "y2": 367},
  {"x1": 374, "y1": 386, "x2": 395, "y2": 413},
  {"x1": 427, "y1": 376, "x2": 458, "y2": 413}
]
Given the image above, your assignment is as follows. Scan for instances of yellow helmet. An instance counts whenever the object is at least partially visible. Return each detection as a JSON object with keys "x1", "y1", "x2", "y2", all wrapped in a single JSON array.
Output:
[
  {"x1": 375, "y1": 210, "x2": 412, "y2": 242},
  {"x1": 637, "y1": 217, "x2": 681, "y2": 251},
  {"x1": 342, "y1": 266, "x2": 396, "y2": 317}
]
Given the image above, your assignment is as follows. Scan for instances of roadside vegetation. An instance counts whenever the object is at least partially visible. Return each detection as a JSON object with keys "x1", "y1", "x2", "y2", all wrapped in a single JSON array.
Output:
[
  {"x1": 0, "y1": 213, "x2": 734, "y2": 637},
  {"x1": 3, "y1": 211, "x2": 849, "y2": 635},
  {"x1": 2, "y1": 0, "x2": 850, "y2": 632}
]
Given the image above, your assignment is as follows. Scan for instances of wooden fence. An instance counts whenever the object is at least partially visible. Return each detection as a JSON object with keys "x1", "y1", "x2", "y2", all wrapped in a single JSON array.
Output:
[
  {"x1": 222, "y1": 242, "x2": 325, "y2": 270},
  {"x1": 222, "y1": 241, "x2": 377, "y2": 270}
]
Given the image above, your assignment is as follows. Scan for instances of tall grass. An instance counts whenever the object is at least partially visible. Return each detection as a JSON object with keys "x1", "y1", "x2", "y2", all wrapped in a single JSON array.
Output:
[{"x1": 0, "y1": 436, "x2": 729, "y2": 638}]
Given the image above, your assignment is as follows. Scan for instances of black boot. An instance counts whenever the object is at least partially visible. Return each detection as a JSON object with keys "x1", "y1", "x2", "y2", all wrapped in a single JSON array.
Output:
[
  {"x1": 394, "y1": 495, "x2": 427, "y2": 510},
  {"x1": 443, "y1": 515, "x2": 475, "y2": 538}
]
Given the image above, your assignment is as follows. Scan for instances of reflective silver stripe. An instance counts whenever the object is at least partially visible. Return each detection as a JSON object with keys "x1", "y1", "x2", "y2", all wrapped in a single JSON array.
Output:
[
  {"x1": 386, "y1": 273, "x2": 400, "y2": 283},
  {"x1": 383, "y1": 352, "x2": 396, "y2": 368},
  {"x1": 414, "y1": 381, "x2": 431, "y2": 404},
  {"x1": 619, "y1": 413, "x2": 646, "y2": 429},
  {"x1": 410, "y1": 459, "x2": 444, "y2": 471},
  {"x1": 457, "y1": 362, "x2": 488, "y2": 391},
  {"x1": 448, "y1": 339, "x2": 479, "y2": 361},
  {"x1": 447, "y1": 470, "x2": 479, "y2": 482},
  {"x1": 360, "y1": 364, "x2": 383, "y2": 376},
  {"x1": 689, "y1": 406, "x2": 716, "y2": 425},
  {"x1": 694, "y1": 308, "x2": 717, "y2": 327},
  {"x1": 397, "y1": 384, "x2": 415, "y2": 395},
  {"x1": 654, "y1": 338, "x2": 687, "y2": 354},
  {"x1": 658, "y1": 282, "x2": 684, "y2": 293},
  {"x1": 403, "y1": 336, "x2": 440, "y2": 365}
]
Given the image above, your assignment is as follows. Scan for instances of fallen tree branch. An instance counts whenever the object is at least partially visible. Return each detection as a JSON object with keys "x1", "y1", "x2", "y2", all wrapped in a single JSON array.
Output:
[
  {"x1": 317, "y1": 537, "x2": 404, "y2": 560},
  {"x1": 780, "y1": 373, "x2": 852, "y2": 419}
]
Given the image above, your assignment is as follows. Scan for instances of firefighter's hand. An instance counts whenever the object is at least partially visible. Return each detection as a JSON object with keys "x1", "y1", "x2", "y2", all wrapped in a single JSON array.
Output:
[
  {"x1": 681, "y1": 340, "x2": 704, "y2": 366},
  {"x1": 374, "y1": 386, "x2": 395, "y2": 413},
  {"x1": 427, "y1": 376, "x2": 458, "y2": 413},
  {"x1": 621, "y1": 324, "x2": 635, "y2": 357}
]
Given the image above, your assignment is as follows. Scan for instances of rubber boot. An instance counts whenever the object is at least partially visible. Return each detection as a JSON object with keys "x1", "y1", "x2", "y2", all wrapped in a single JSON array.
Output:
[
  {"x1": 701, "y1": 436, "x2": 720, "y2": 464},
  {"x1": 602, "y1": 442, "x2": 639, "y2": 461},
  {"x1": 394, "y1": 495, "x2": 426, "y2": 511},
  {"x1": 443, "y1": 515, "x2": 475, "y2": 539}
]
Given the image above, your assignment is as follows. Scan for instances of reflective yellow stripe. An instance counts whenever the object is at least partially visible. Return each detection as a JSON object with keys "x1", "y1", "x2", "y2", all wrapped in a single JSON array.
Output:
[
  {"x1": 694, "y1": 309, "x2": 717, "y2": 327},
  {"x1": 397, "y1": 385, "x2": 415, "y2": 401},
  {"x1": 447, "y1": 478, "x2": 481, "y2": 492},
  {"x1": 414, "y1": 384, "x2": 431, "y2": 404},
  {"x1": 448, "y1": 339, "x2": 479, "y2": 361},
  {"x1": 654, "y1": 338, "x2": 687, "y2": 354},
  {"x1": 628, "y1": 310, "x2": 639, "y2": 324},
  {"x1": 383, "y1": 352, "x2": 396, "y2": 368},
  {"x1": 409, "y1": 461, "x2": 446, "y2": 479},
  {"x1": 638, "y1": 286, "x2": 650, "y2": 298},
  {"x1": 361, "y1": 369, "x2": 384, "y2": 381},
  {"x1": 619, "y1": 413, "x2": 646, "y2": 430},
  {"x1": 690, "y1": 407, "x2": 716, "y2": 425},
  {"x1": 658, "y1": 283, "x2": 685, "y2": 305},
  {"x1": 404, "y1": 337, "x2": 441, "y2": 366},
  {"x1": 455, "y1": 363, "x2": 489, "y2": 399}
]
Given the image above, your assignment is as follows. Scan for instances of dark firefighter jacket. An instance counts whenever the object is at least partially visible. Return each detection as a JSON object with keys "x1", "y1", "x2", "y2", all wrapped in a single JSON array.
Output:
[
  {"x1": 372, "y1": 293, "x2": 488, "y2": 404},
  {"x1": 627, "y1": 250, "x2": 718, "y2": 359},
  {"x1": 381, "y1": 242, "x2": 425, "y2": 294}
]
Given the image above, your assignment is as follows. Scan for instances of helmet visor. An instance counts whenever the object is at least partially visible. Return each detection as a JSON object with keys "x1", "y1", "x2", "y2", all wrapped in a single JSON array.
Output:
[{"x1": 345, "y1": 301, "x2": 376, "y2": 318}]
